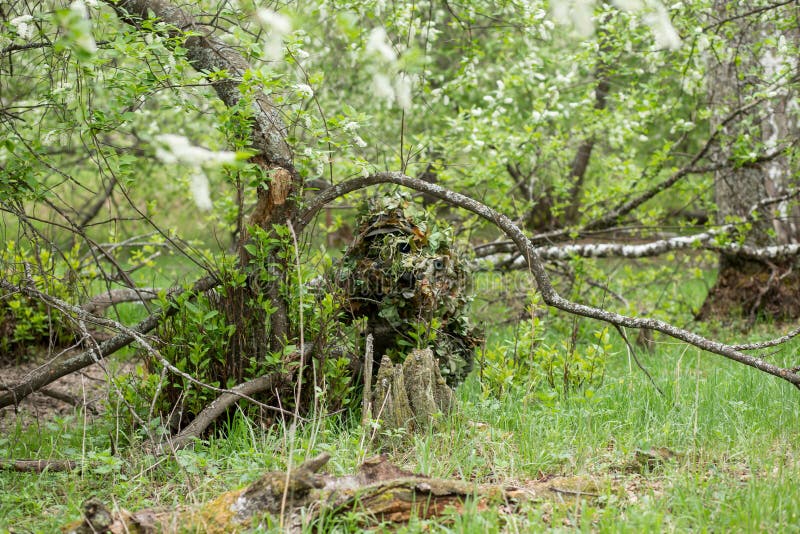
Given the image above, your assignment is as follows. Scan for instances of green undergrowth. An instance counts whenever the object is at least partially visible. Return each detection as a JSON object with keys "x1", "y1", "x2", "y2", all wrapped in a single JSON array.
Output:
[{"x1": 3, "y1": 325, "x2": 800, "y2": 532}]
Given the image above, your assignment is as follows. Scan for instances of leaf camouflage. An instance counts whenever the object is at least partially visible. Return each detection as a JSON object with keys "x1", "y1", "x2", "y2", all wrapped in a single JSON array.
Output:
[{"x1": 334, "y1": 193, "x2": 481, "y2": 386}]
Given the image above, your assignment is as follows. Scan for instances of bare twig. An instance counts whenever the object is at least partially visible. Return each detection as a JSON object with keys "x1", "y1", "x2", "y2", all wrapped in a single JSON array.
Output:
[{"x1": 614, "y1": 325, "x2": 664, "y2": 397}]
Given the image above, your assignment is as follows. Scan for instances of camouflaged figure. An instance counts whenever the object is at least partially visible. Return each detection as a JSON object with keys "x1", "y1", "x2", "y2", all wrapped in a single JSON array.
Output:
[{"x1": 335, "y1": 194, "x2": 480, "y2": 386}]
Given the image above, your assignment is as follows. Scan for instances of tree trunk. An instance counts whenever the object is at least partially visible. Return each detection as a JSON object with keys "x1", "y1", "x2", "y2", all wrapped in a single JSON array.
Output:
[
  {"x1": 698, "y1": 2, "x2": 800, "y2": 322},
  {"x1": 109, "y1": 0, "x2": 302, "y2": 421}
]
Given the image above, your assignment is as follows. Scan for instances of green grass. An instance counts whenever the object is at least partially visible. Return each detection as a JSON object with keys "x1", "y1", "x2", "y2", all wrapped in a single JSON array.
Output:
[{"x1": 3, "y1": 321, "x2": 800, "y2": 532}]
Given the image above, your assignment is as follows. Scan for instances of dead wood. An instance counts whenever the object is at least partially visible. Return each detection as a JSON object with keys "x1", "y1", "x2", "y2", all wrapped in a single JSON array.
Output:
[
  {"x1": 149, "y1": 372, "x2": 289, "y2": 453},
  {"x1": 0, "y1": 275, "x2": 219, "y2": 409},
  {"x1": 372, "y1": 349, "x2": 455, "y2": 432},
  {"x1": 0, "y1": 459, "x2": 79, "y2": 472},
  {"x1": 63, "y1": 453, "x2": 586, "y2": 533}
]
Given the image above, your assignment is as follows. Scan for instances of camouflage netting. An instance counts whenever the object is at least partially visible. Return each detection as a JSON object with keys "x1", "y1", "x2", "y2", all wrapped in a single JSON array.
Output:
[{"x1": 334, "y1": 193, "x2": 480, "y2": 386}]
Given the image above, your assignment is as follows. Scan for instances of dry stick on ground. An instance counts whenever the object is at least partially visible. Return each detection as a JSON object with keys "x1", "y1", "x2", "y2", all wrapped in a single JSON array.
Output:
[
  {"x1": 155, "y1": 373, "x2": 288, "y2": 453},
  {"x1": 299, "y1": 172, "x2": 800, "y2": 388}
]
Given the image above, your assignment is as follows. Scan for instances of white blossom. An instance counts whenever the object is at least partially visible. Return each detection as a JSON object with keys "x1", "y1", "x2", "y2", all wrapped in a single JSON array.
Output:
[
  {"x1": 295, "y1": 83, "x2": 314, "y2": 98},
  {"x1": 394, "y1": 74, "x2": 412, "y2": 110},
  {"x1": 551, "y1": 0, "x2": 595, "y2": 38},
  {"x1": 642, "y1": 2, "x2": 682, "y2": 50},
  {"x1": 70, "y1": 0, "x2": 89, "y2": 19},
  {"x1": 69, "y1": 1, "x2": 97, "y2": 53},
  {"x1": 256, "y1": 8, "x2": 291, "y2": 60},
  {"x1": 343, "y1": 121, "x2": 360, "y2": 132},
  {"x1": 189, "y1": 171, "x2": 213, "y2": 211},
  {"x1": 255, "y1": 9, "x2": 291, "y2": 34},
  {"x1": 372, "y1": 73, "x2": 395, "y2": 104},
  {"x1": 353, "y1": 135, "x2": 367, "y2": 148},
  {"x1": 154, "y1": 134, "x2": 236, "y2": 166},
  {"x1": 366, "y1": 28, "x2": 397, "y2": 62},
  {"x1": 10, "y1": 15, "x2": 34, "y2": 41}
]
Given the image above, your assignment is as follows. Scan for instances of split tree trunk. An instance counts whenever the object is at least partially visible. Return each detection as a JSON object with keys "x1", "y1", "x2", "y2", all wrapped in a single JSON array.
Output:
[{"x1": 698, "y1": 2, "x2": 800, "y2": 321}]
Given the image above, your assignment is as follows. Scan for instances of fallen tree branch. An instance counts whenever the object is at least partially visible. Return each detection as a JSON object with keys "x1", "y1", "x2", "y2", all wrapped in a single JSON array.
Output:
[
  {"x1": 64, "y1": 453, "x2": 576, "y2": 533},
  {"x1": 299, "y1": 172, "x2": 800, "y2": 387},
  {"x1": 153, "y1": 372, "x2": 288, "y2": 453},
  {"x1": 476, "y1": 191, "x2": 800, "y2": 263},
  {"x1": 0, "y1": 459, "x2": 78, "y2": 472},
  {"x1": 81, "y1": 287, "x2": 161, "y2": 315},
  {"x1": 493, "y1": 238, "x2": 800, "y2": 264},
  {"x1": 0, "y1": 275, "x2": 219, "y2": 409}
]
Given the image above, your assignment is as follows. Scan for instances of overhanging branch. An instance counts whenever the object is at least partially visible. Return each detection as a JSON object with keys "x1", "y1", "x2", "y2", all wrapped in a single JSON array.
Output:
[{"x1": 299, "y1": 172, "x2": 800, "y2": 388}]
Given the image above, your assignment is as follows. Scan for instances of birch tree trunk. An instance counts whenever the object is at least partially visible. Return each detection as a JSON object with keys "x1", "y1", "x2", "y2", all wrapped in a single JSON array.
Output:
[{"x1": 698, "y1": 2, "x2": 800, "y2": 321}]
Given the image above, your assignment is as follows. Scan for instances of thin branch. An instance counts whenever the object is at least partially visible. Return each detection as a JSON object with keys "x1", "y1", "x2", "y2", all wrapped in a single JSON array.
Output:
[
  {"x1": 76, "y1": 176, "x2": 117, "y2": 230},
  {"x1": 583, "y1": 98, "x2": 765, "y2": 233},
  {"x1": 701, "y1": 0, "x2": 797, "y2": 32},
  {"x1": 1, "y1": 40, "x2": 111, "y2": 55},
  {"x1": 154, "y1": 373, "x2": 288, "y2": 453},
  {"x1": 0, "y1": 275, "x2": 219, "y2": 409},
  {"x1": 614, "y1": 325, "x2": 664, "y2": 397}
]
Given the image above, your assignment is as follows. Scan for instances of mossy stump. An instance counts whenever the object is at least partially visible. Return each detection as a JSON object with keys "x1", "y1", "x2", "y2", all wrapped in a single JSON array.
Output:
[{"x1": 370, "y1": 348, "x2": 455, "y2": 432}]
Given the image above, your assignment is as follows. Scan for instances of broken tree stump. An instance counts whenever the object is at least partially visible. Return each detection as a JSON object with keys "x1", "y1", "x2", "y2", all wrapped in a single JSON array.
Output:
[{"x1": 371, "y1": 348, "x2": 455, "y2": 431}]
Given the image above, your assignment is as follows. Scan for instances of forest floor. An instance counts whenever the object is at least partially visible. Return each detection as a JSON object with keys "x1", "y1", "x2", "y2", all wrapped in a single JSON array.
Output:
[{"x1": 2, "y1": 320, "x2": 800, "y2": 532}]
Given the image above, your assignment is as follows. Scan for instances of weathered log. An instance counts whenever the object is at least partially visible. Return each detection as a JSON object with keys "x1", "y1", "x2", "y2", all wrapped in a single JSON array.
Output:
[
  {"x1": 0, "y1": 459, "x2": 79, "y2": 473},
  {"x1": 64, "y1": 453, "x2": 578, "y2": 533}
]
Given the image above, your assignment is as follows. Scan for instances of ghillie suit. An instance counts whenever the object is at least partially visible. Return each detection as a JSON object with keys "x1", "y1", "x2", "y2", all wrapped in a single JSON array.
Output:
[{"x1": 334, "y1": 194, "x2": 480, "y2": 386}]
